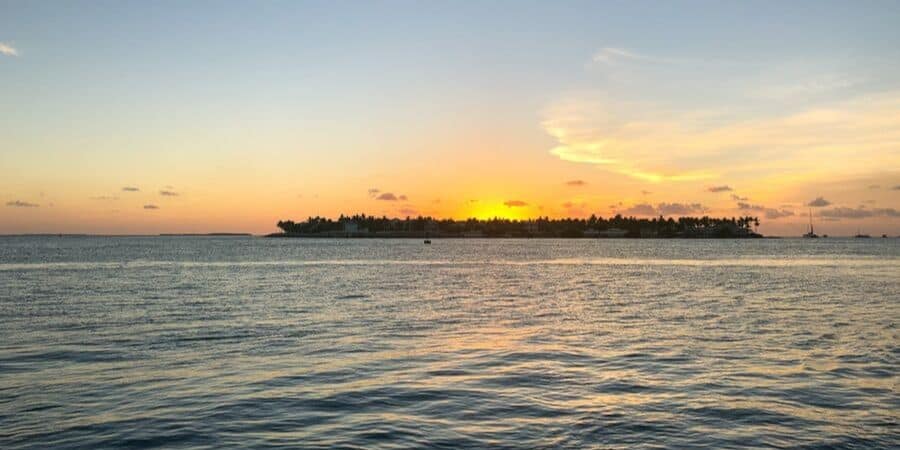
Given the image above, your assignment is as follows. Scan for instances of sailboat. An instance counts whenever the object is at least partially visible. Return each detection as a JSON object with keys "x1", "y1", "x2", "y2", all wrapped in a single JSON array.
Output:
[
  {"x1": 802, "y1": 210, "x2": 818, "y2": 238},
  {"x1": 854, "y1": 228, "x2": 871, "y2": 238}
]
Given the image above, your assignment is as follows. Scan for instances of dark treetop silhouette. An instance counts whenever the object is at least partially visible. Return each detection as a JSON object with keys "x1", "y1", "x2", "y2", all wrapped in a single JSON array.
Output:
[{"x1": 271, "y1": 214, "x2": 763, "y2": 238}]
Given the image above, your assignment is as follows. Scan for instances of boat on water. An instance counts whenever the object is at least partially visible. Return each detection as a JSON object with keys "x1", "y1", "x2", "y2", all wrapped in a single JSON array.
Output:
[
  {"x1": 854, "y1": 228, "x2": 871, "y2": 238},
  {"x1": 802, "y1": 210, "x2": 818, "y2": 238}
]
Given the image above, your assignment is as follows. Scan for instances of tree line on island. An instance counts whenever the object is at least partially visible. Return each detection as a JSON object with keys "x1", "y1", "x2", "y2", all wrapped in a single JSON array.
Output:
[{"x1": 273, "y1": 214, "x2": 763, "y2": 238}]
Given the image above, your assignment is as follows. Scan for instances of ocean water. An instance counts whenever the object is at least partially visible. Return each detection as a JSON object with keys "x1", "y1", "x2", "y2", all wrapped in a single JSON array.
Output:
[{"x1": 1, "y1": 236, "x2": 898, "y2": 449}]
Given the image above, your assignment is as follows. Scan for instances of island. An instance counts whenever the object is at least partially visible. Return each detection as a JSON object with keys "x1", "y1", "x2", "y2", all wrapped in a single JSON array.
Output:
[
  {"x1": 159, "y1": 233, "x2": 252, "y2": 236},
  {"x1": 268, "y1": 214, "x2": 763, "y2": 238}
]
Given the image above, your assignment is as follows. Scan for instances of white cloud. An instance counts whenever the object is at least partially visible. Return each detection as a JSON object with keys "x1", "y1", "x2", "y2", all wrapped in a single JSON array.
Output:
[
  {"x1": 0, "y1": 42, "x2": 19, "y2": 57},
  {"x1": 591, "y1": 47, "x2": 678, "y2": 66},
  {"x1": 592, "y1": 47, "x2": 643, "y2": 65},
  {"x1": 753, "y1": 74, "x2": 861, "y2": 100}
]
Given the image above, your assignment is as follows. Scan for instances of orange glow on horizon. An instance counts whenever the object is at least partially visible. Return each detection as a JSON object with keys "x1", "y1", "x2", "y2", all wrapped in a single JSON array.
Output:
[{"x1": 463, "y1": 202, "x2": 534, "y2": 221}]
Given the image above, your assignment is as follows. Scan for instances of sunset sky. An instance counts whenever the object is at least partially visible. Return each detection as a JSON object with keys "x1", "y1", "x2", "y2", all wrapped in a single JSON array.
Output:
[{"x1": 2, "y1": 1, "x2": 899, "y2": 235}]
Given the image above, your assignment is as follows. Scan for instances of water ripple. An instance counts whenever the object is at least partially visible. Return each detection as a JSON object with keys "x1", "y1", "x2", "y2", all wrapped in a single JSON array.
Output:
[{"x1": 1, "y1": 237, "x2": 898, "y2": 449}]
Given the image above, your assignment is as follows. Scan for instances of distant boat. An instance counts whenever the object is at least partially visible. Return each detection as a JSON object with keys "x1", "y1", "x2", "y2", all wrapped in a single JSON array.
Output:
[
  {"x1": 883, "y1": 234, "x2": 888, "y2": 238},
  {"x1": 423, "y1": 239, "x2": 431, "y2": 244},
  {"x1": 802, "y1": 210, "x2": 818, "y2": 238},
  {"x1": 854, "y1": 228, "x2": 871, "y2": 238}
]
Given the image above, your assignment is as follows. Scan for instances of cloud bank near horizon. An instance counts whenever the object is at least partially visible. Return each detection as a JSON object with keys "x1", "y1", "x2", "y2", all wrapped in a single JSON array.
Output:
[{"x1": 6, "y1": 200, "x2": 39, "y2": 207}]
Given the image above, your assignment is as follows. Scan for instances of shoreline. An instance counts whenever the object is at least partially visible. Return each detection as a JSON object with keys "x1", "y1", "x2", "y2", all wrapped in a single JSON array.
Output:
[{"x1": 264, "y1": 233, "x2": 768, "y2": 239}]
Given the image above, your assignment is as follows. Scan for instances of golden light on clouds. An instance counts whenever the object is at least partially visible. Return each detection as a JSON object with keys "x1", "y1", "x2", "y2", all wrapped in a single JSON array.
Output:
[{"x1": 542, "y1": 92, "x2": 900, "y2": 184}]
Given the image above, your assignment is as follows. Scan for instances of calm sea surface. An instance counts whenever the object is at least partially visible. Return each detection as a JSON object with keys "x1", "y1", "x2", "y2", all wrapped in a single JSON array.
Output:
[{"x1": 1, "y1": 237, "x2": 898, "y2": 449}]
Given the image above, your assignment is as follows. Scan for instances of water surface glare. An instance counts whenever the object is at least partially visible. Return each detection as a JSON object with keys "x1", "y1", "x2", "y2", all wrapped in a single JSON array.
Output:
[{"x1": 1, "y1": 237, "x2": 898, "y2": 449}]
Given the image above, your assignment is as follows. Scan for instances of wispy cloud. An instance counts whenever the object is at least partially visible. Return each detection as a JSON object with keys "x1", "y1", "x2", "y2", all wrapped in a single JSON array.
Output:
[
  {"x1": 122, "y1": 186, "x2": 140, "y2": 192},
  {"x1": 542, "y1": 98, "x2": 718, "y2": 182},
  {"x1": 736, "y1": 202, "x2": 793, "y2": 219},
  {"x1": 820, "y1": 206, "x2": 899, "y2": 219},
  {"x1": 619, "y1": 202, "x2": 706, "y2": 216},
  {"x1": 619, "y1": 203, "x2": 654, "y2": 216},
  {"x1": 753, "y1": 74, "x2": 862, "y2": 100},
  {"x1": 765, "y1": 209, "x2": 794, "y2": 219},
  {"x1": 657, "y1": 202, "x2": 707, "y2": 216},
  {"x1": 159, "y1": 190, "x2": 179, "y2": 197},
  {"x1": 565, "y1": 180, "x2": 587, "y2": 186},
  {"x1": 6, "y1": 200, "x2": 38, "y2": 207},
  {"x1": 143, "y1": 204, "x2": 159, "y2": 210},
  {"x1": 0, "y1": 42, "x2": 18, "y2": 57},
  {"x1": 399, "y1": 207, "x2": 418, "y2": 216},
  {"x1": 807, "y1": 197, "x2": 831, "y2": 207},
  {"x1": 590, "y1": 47, "x2": 677, "y2": 66},
  {"x1": 707, "y1": 185, "x2": 732, "y2": 192},
  {"x1": 737, "y1": 202, "x2": 764, "y2": 210},
  {"x1": 893, "y1": 185, "x2": 900, "y2": 190},
  {"x1": 592, "y1": 47, "x2": 642, "y2": 64},
  {"x1": 731, "y1": 194, "x2": 748, "y2": 201},
  {"x1": 373, "y1": 190, "x2": 407, "y2": 201},
  {"x1": 542, "y1": 92, "x2": 900, "y2": 183},
  {"x1": 504, "y1": 200, "x2": 527, "y2": 207},
  {"x1": 90, "y1": 196, "x2": 119, "y2": 201}
]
